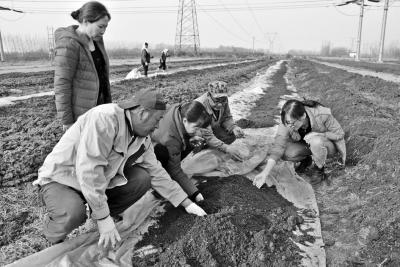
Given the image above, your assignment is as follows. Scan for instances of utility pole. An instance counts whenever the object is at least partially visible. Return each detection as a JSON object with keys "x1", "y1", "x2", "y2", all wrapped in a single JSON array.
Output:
[
  {"x1": 252, "y1": 36, "x2": 255, "y2": 55},
  {"x1": 355, "y1": 0, "x2": 365, "y2": 61},
  {"x1": 47, "y1": 26, "x2": 55, "y2": 62},
  {"x1": 265, "y1": 32, "x2": 278, "y2": 54},
  {"x1": 0, "y1": 5, "x2": 23, "y2": 62},
  {"x1": 377, "y1": 0, "x2": 389, "y2": 63},
  {"x1": 0, "y1": 30, "x2": 5, "y2": 62}
]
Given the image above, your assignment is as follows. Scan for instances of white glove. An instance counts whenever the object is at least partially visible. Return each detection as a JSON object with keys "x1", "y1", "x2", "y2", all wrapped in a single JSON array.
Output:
[
  {"x1": 195, "y1": 193, "x2": 204, "y2": 202},
  {"x1": 253, "y1": 172, "x2": 267, "y2": 189},
  {"x1": 185, "y1": 203, "x2": 207, "y2": 216},
  {"x1": 97, "y1": 216, "x2": 121, "y2": 249}
]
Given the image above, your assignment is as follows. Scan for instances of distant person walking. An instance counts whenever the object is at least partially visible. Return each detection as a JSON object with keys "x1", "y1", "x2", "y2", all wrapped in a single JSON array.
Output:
[
  {"x1": 141, "y1": 42, "x2": 151, "y2": 77},
  {"x1": 158, "y1": 49, "x2": 169, "y2": 71},
  {"x1": 54, "y1": 1, "x2": 112, "y2": 132}
]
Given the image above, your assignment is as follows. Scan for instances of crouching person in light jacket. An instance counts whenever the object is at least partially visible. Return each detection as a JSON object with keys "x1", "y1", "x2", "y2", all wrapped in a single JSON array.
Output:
[
  {"x1": 34, "y1": 88, "x2": 206, "y2": 248},
  {"x1": 253, "y1": 99, "x2": 346, "y2": 187},
  {"x1": 194, "y1": 81, "x2": 246, "y2": 161}
]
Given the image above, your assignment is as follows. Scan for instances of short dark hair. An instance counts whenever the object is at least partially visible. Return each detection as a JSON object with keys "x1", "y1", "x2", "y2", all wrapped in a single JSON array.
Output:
[
  {"x1": 71, "y1": 1, "x2": 111, "y2": 23},
  {"x1": 281, "y1": 99, "x2": 324, "y2": 124},
  {"x1": 181, "y1": 101, "x2": 211, "y2": 128}
]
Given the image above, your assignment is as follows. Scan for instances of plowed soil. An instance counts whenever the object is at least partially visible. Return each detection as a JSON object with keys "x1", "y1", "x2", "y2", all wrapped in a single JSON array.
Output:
[
  {"x1": 289, "y1": 58, "x2": 400, "y2": 266},
  {"x1": 132, "y1": 176, "x2": 303, "y2": 266},
  {"x1": 3, "y1": 56, "x2": 400, "y2": 266}
]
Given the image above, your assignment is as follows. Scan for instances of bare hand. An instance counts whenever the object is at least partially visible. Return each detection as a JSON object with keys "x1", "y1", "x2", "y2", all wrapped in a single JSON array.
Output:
[
  {"x1": 97, "y1": 216, "x2": 121, "y2": 249},
  {"x1": 232, "y1": 127, "x2": 244, "y2": 138},
  {"x1": 225, "y1": 145, "x2": 246, "y2": 161}
]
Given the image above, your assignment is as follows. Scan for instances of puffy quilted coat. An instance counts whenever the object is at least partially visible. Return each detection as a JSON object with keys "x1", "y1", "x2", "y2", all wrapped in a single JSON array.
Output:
[{"x1": 54, "y1": 25, "x2": 111, "y2": 125}]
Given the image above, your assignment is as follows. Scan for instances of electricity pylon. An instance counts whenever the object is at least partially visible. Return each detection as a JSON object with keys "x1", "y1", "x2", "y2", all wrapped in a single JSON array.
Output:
[
  {"x1": 174, "y1": 0, "x2": 200, "y2": 56},
  {"x1": 47, "y1": 26, "x2": 55, "y2": 62}
]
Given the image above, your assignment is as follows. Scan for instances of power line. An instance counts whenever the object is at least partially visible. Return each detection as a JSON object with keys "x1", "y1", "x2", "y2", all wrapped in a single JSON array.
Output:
[
  {"x1": 216, "y1": 0, "x2": 253, "y2": 38},
  {"x1": 197, "y1": 3, "x2": 268, "y2": 47},
  {"x1": 245, "y1": 0, "x2": 265, "y2": 37},
  {"x1": 6, "y1": 1, "x2": 338, "y2": 13}
]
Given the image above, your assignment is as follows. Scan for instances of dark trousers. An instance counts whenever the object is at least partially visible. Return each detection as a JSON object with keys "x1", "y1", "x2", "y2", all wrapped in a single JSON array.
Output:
[
  {"x1": 159, "y1": 60, "x2": 166, "y2": 70},
  {"x1": 142, "y1": 63, "x2": 149, "y2": 76},
  {"x1": 40, "y1": 166, "x2": 151, "y2": 243}
]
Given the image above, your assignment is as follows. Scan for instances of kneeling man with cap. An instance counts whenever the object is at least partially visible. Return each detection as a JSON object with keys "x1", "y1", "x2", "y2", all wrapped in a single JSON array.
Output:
[{"x1": 34, "y1": 88, "x2": 206, "y2": 249}]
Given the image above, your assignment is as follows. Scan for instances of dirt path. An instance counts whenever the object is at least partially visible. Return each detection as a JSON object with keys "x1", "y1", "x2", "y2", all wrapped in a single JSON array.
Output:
[
  {"x1": 0, "y1": 57, "x2": 212, "y2": 75},
  {"x1": 313, "y1": 59, "x2": 400, "y2": 83}
]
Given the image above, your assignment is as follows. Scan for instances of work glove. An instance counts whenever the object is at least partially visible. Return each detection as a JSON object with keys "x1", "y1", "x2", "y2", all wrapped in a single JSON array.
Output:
[
  {"x1": 185, "y1": 203, "x2": 207, "y2": 216},
  {"x1": 253, "y1": 172, "x2": 268, "y2": 189},
  {"x1": 232, "y1": 126, "x2": 244, "y2": 138},
  {"x1": 97, "y1": 215, "x2": 121, "y2": 249},
  {"x1": 225, "y1": 145, "x2": 246, "y2": 161},
  {"x1": 195, "y1": 193, "x2": 204, "y2": 202}
]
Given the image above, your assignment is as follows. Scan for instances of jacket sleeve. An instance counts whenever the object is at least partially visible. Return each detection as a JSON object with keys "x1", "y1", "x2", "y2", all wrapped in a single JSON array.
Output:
[
  {"x1": 198, "y1": 126, "x2": 227, "y2": 152},
  {"x1": 54, "y1": 38, "x2": 79, "y2": 125},
  {"x1": 75, "y1": 112, "x2": 116, "y2": 220},
  {"x1": 141, "y1": 49, "x2": 146, "y2": 63},
  {"x1": 139, "y1": 141, "x2": 188, "y2": 207},
  {"x1": 323, "y1": 113, "x2": 345, "y2": 141},
  {"x1": 221, "y1": 104, "x2": 236, "y2": 132},
  {"x1": 269, "y1": 124, "x2": 290, "y2": 161},
  {"x1": 162, "y1": 138, "x2": 199, "y2": 196}
]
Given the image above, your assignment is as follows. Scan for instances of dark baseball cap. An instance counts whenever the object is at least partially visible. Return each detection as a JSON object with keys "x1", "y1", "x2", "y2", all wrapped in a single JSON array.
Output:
[{"x1": 118, "y1": 88, "x2": 167, "y2": 110}]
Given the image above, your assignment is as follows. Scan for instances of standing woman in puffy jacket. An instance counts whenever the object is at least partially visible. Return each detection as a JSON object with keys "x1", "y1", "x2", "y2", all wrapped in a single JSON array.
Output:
[
  {"x1": 54, "y1": 1, "x2": 111, "y2": 131},
  {"x1": 253, "y1": 99, "x2": 346, "y2": 186}
]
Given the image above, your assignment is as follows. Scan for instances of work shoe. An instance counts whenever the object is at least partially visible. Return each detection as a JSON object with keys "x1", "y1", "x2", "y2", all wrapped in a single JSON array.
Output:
[
  {"x1": 309, "y1": 165, "x2": 327, "y2": 185},
  {"x1": 295, "y1": 156, "x2": 313, "y2": 174}
]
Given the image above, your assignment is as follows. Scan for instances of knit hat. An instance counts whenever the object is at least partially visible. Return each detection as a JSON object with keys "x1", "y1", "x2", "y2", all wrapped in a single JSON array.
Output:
[{"x1": 118, "y1": 88, "x2": 166, "y2": 110}]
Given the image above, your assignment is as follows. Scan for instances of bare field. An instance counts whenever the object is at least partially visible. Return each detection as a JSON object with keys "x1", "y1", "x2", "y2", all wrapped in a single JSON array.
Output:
[{"x1": 2, "y1": 56, "x2": 400, "y2": 265}]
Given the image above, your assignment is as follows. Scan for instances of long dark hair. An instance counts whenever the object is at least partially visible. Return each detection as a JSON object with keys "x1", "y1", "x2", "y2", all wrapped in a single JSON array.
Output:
[
  {"x1": 71, "y1": 1, "x2": 111, "y2": 23},
  {"x1": 181, "y1": 101, "x2": 211, "y2": 128},
  {"x1": 281, "y1": 99, "x2": 324, "y2": 124}
]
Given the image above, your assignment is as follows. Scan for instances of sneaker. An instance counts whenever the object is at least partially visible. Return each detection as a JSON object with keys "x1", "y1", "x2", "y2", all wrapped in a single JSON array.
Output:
[
  {"x1": 295, "y1": 156, "x2": 312, "y2": 174},
  {"x1": 309, "y1": 165, "x2": 327, "y2": 185}
]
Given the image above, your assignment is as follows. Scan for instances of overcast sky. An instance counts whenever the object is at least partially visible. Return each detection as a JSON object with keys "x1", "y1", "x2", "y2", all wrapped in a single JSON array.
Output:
[{"x1": 0, "y1": 0, "x2": 399, "y2": 53}]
